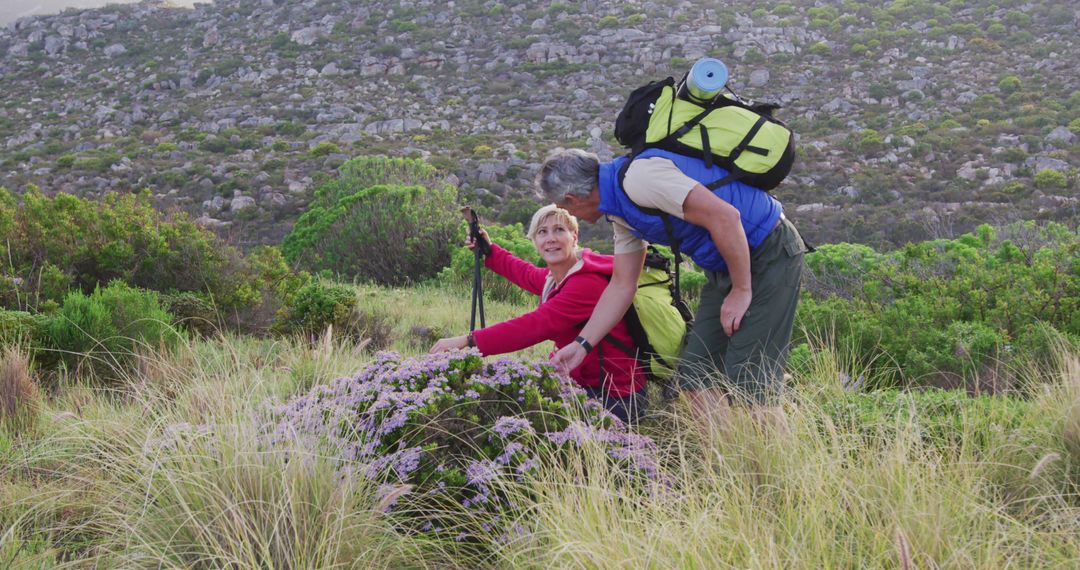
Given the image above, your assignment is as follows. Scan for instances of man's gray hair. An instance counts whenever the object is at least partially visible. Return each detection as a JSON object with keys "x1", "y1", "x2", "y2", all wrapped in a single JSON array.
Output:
[{"x1": 534, "y1": 149, "x2": 600, "y2": 203}]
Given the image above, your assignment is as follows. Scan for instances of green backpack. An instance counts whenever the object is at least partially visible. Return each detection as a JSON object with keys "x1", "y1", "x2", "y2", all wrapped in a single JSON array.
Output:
[
  {"x1": 601, "y1": 247, "x2": 692, "y2": 382},
  {"x1": 614, "y1": 76, "x2": 795, "y2": 191}
]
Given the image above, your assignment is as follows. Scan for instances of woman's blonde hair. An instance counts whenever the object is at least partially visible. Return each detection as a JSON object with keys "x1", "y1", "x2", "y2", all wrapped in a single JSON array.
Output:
[{"x1": 526, "y1": 204, "x2": 579, "y2": 240}]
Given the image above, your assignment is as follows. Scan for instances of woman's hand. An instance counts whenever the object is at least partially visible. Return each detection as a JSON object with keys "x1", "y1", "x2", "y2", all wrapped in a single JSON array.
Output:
[
  {"x1": 430, "y1": 335, "x2": 469, "y2": 353},
  {"x1": 550, "y1": 341, "x2": 586, "y2": 377},
  {"x1": 465, "y1": 228, "x2": 490, "y2": 250}
]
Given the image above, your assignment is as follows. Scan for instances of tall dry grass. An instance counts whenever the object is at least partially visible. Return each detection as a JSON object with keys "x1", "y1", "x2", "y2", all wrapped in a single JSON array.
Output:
[
  {"x1": 3, "y1": 284, "x2": 1079, "y2": 568},
  {"x1": 93, "y1": 425, "x2": 431, "y2": 568},
  {"x1": 485, "y1": 350, "x2": 1080, "y2": 569},
  {"x1": 0, "y1": 347, "x2": 40, "y2": 437}
]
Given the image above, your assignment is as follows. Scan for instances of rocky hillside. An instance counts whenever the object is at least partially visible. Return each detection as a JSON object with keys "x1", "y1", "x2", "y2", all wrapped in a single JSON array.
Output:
[{"x1": 1, "y1": 0, "x2": 1077, "y2": 249}]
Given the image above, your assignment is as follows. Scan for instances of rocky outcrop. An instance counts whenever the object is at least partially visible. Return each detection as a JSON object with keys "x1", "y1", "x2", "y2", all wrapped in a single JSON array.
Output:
[{"x1": 0, "y1": 0, "x2": 1076, "y2": 248}]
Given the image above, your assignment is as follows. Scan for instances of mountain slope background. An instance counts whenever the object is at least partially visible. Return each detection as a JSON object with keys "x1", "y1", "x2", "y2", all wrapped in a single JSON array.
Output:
[
  {"x1": 0, "y1": 0, "x2": 1077, "y2": 250},
  {"x1": 0, "y1": 1, "x2": 198, "y2": 25}
]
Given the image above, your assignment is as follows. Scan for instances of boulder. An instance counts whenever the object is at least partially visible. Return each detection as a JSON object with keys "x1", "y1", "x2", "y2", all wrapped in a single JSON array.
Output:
[
  {"x1": 363, "y1": 118, "x2": 422, "y2": 134},
  {"x1": 1045, "y1": 126, "x2": 1076, "y2": 146},
  {"x1": 748, "y1": 68, "x2": 770, "y2": 87},
  {"x1": 290, "y1": 26, "x2": 322, "y2": 46},
  {"x1": 8, "y1": 42, "x2": 29, "y2": 57},
  {"x1": 821, "y1": 97, "x2": 855, "y2": 114},
  {"x1": 44, "y1": 36, "x2": 66, "y2": 56},
  {"x1": 103, "y1": 43, "x2": 127, "y2": 57},
  {"x1": 1024, "y1": 156, "x2": 1070, "y2": 173},
  {"x1": 230, "y1": 195, "x2": 256, "y2": 211},
  {"x1": 203, "y1": 28, "x2": 220, "y2": 48}
]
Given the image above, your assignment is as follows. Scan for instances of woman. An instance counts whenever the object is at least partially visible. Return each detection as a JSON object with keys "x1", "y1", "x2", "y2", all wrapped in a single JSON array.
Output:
[{"x1": 430, "y1": 205, "x2": 647, "y2": 422}]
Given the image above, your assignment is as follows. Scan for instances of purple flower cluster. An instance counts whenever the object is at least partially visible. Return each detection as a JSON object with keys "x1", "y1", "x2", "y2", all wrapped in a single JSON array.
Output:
[
  {"x1": 260, "y1": 348, "x2": 657, "y2": 536},
  {"x1": 545, "y1": 420, "x2": 659, "y2": 479}
]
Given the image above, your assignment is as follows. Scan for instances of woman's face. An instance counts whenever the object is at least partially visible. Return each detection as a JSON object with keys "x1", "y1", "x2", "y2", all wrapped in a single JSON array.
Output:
[{"x1": 532, "y1": 215, "x2": 578, "y2": 267}]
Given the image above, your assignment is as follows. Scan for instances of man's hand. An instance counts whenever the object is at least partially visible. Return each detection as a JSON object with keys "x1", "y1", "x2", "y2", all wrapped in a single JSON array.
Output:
[
  {"x1": 682, "y1": 184, "x2": 753, "y2": 337},
  {"x1": 721, "y1": 286, "x2": 751, "y2": 336},
  {"x1": 550, "y1": 341, "x2": 587, "y2": 377},
  {"x1": 430, "y1": 335, "x2": 469, "y2": 353}
]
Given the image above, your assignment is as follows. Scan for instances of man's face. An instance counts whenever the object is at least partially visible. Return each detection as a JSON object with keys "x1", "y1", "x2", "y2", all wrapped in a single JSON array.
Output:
[{"x1": 556, "y1": 194, "x2": 602, "y2": 224}]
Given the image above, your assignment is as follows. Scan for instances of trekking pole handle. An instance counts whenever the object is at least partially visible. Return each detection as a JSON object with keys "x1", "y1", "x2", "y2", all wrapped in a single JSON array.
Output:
[{"x1": 461, "y1": 207, "x2": 492, "y2": 256}]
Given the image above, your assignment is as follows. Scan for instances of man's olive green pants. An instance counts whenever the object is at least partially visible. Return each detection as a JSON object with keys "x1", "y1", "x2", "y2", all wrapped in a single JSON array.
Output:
[{"x1": 678, "y1": 217, "x2": 807, "y2": 405}]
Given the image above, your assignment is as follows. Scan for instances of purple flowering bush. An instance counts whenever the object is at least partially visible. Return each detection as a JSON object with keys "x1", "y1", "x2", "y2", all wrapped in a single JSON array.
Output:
[{"x1": 263, "y1": 349, "x2": 656, "y2": 536}]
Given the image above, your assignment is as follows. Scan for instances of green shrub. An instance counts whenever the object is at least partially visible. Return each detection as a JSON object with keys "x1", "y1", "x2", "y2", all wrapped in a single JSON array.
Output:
[
  {"x1": 0, "y1": 310, "x2": 46, "y2": 351},
  {"x1": 1011, "y1": 321, "x2": 1080, "y2": 371},
  {"x1": 678, "y1": 268, "x2": 706, "y2": 309},
  {"x1": 283, "y1": 157, "x2": 459, "y2": 286},
  {"x1": 273, "y1": 280, "x2": 357, "y2": 338},
  {"x1": 284, "y1": 183, "x2": 459, "y2": 286},
  {"x1": 390, "y1": 19, "x2": 418, "y2": 33},
  {"x1": 998, "y1": 75, "x2": 1022, "y2": 94},
  {"x1": 310, "y1": 156, "x2": 443, "y2": 209},
  {"x1": 200, "y1": 136, "x2": 232, "y2": 154},
  {"x1": 804, "y1": 243, "x2": 885, "y2": 298},
  {"x1": 374, "y1": 43, "x2": 401, "y2": 57},
  {"x1": 821, "y1": 387, "x2": 1036, "y2": 450},
  {"x1": 798, "y1": 222, "x2": 1080, "y2": 390},
  {"x1": 44, "y1": 281, "x2": 177, "y2": 381},
  {"x1": 162, "y1": 291, "x2": 218, "y2": 337},
  {"x1": 309, "y1": 141, "x2": 342, "y2": 158},
  {"x1": 1003, "y1": 11, "x2": 1032, "y2": 28},
  {"x1": 1034, "y1": 169, "x2": 1068, "y2": 189},
  {"x1": 0, "y1": 188, "x2": 290, "y2": 328},
  {"x1": 273, "y1": 121, "x2": 306, "y2": 137},
  {"x1": 857, "y1": 129, "x2": 885, "y2": 153}
]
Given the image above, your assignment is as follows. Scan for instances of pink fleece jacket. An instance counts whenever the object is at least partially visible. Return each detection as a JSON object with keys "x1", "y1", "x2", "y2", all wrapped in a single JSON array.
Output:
[{"x1": 471, "y1": 244, "x2": 647, "y2": 397}]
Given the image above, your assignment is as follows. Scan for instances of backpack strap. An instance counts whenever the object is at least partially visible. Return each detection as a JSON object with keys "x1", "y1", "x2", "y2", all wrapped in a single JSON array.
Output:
[
  {"x1": 699, "y1": 124, "x2": 713, "y2": 170},
  {"x1": 601, "y1": 330, "x2": 637, "y2": 360},
  {"x1": 664, "y1": 108, "x2": 711, "y2": 143},
  {"x1": 614, "y1": 158, "x2": 688, "y2": 314},
  {"x1": 701, "y1": 114, "x2": 771, "y2": 191},
  {"x1": 728, "y1": 115, "x2": 771, "y2": 161},
  {"x1": 656, "y1": 214, "x2": 684, "y2": 309},
  {"x1": 598, "y1": 305, "x2": 682, "y2": 383},
  {"x1": 704, "y1": 169, "x2": 746, "y2": 191}
]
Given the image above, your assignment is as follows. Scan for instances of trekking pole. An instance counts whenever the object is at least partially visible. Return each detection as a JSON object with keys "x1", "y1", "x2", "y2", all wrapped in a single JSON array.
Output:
[
  {"x1": 471, "y1": 244, "x2": 485, "y2": 330},
  {"x1": 463, "y1": 208, "x2": 491, "y2": 331}
]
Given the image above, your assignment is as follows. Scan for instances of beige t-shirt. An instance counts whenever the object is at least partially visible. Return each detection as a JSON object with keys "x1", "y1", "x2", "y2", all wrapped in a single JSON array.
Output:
[{"x1": 610, "y1": 156, "x2": 699, "y2": 254}]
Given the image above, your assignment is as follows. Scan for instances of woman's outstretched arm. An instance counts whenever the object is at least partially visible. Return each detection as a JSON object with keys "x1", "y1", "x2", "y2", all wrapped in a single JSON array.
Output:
[{"x1": 483, "y1": 243, "x2": 547, "y2": 296}]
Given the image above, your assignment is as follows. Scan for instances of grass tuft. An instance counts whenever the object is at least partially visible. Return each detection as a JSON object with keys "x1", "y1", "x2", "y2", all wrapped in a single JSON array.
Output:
[{"x1": 0, "y1": 347, "x2": 41, "y2": 437}]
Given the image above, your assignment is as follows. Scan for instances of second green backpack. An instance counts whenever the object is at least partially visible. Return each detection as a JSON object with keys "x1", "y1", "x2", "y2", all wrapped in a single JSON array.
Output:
[{"x1": 603, "y1": 247, "x2": 692, "y2": 381}]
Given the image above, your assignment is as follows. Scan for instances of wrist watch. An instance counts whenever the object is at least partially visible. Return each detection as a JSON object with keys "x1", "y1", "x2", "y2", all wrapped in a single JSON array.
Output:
[{"x1": 574, "y1": 335, "x2": 593, "y2": 353}]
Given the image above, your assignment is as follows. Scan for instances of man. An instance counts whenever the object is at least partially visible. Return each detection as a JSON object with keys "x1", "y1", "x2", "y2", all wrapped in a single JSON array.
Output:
[{"x1": 540, "y1": 147, "x2": 806, "y2": 423}]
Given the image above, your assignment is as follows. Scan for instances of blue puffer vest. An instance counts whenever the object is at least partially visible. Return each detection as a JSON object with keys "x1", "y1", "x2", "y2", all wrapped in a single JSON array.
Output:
[{"x1": 597, "y1": 148, "x2": 782, "y2": 273}]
